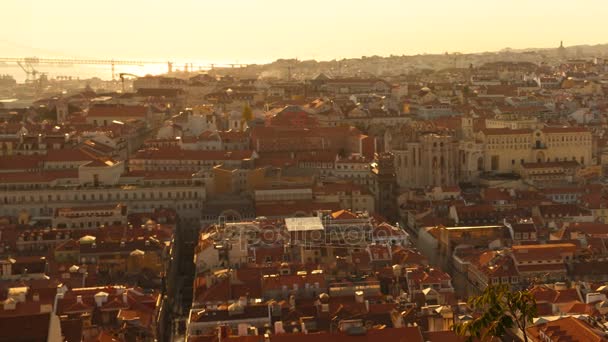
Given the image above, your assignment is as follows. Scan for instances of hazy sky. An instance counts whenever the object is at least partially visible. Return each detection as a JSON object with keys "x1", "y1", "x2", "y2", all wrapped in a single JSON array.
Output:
[{"x1": 2, "y1": 0, "x2": 608, "y2": 63}]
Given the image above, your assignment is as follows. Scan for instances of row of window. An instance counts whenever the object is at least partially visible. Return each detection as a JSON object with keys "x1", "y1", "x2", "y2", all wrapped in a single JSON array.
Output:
[
  {"x1": 491, "y1": 276, "x2": 519, "y2": 285},
  {"x1": 550, "y1": 194, "x2": 579, "y2": 201},
  {"x1": 518, "y1": 259, "x2": 566, "y2": 264},
  {"x1": 2, "y1": 189, "x2": 201, "y2": 204},
  {"x1": 500, "y1": 155, "x2": 586, "y2": 168},
  {"x1": 24, "y1": 201, "x2": 199, "y2": 217},
  {"x1": 335, "y1": 164, "x2": 369, "y2": 170},
  {"x1": 136, "y1": 159, "x2": 232, "y2": 165},
  {"x1": 488, "y1": 135, "x2": 590, "y2": 144}
]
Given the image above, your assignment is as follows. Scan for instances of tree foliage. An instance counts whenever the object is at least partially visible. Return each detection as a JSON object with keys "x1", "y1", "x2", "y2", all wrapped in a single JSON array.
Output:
[{"x1": 454, "y1": 284, "x2": 537, "y2": 342}]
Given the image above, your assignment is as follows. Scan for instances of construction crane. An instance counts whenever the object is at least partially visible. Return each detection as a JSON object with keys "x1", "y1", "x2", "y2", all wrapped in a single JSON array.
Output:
[
  {"x1": 0, "y1": 57, "x2": 250, "y2": 79},
  {"x1": 16, "y1": 60, "x2": 41, "y2": 83},
  {"x1": 119, "y1": 73, "x2": 139, "y2": 92}
]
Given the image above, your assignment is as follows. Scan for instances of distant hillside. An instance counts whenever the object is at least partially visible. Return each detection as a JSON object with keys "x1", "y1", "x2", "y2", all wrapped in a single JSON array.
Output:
[{"x1": 502, "y1": 43, "x2": 608, "y2": 55}]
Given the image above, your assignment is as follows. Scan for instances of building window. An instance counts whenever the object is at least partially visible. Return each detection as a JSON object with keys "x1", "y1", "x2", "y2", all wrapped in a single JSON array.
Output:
[{"x1": 491, "y1": 156, "x2": 499, "y2": 171}]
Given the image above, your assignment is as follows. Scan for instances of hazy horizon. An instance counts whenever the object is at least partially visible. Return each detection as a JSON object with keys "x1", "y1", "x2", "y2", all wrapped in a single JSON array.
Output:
[{"x1": 3, "y1": 0, "x2": 608, "y2": 64}]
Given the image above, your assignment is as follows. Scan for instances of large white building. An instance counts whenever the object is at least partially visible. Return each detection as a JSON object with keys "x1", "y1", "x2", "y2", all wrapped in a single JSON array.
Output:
[
  {"x1": 385, "y1": 124, "x2": 458, "y2": 188},
  {"x1": 384, "y1": 119, "x2": 593, "y2": 187},
  {"x1": 0, "y1": 165, "x2": 207, "y2": 220},
  {"x1": 471, "y1": 126, "x2": 592, "y2": 173}
]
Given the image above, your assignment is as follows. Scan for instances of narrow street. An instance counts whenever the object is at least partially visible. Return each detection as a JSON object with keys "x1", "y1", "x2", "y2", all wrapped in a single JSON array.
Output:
[
  {"x1": 403, "y1": 219, "x2": 472, "y2": 300},
  {"x1": 164, "y1": 219, "x2": 198, "y2": 341}
]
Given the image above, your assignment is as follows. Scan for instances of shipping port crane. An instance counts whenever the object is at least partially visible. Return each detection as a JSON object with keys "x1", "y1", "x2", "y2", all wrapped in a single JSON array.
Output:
[
  {"x1": 119, "y1": 73, "x2": 139, "y2": 92},
  {"x1": 0, "y1": 57, "x2": 250, "y2": 80},
  {"x1": 16, "y1": 58, "x2": 47, "y2": 83}
]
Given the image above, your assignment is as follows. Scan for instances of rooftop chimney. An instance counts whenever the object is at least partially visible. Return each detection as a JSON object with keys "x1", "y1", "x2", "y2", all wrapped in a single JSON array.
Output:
[
  {"x1": 355, "y1": 290, "x2": 364, "y2": 304},
  {"x1": 94, "y1": 292, "x2": 108, "y2": 307},
  {"x1": 247, "y1": 326, "x2": 258, "y2": 336},
  {"x1": 586, "y1": 292, "x2": 606, "y2": 304},
  {"x1": 237, "y1": 323, "x2": 249, "y2": 336},
  {"x1": 39, "y1": 304, "x2": 52, "y2": 313},
  {"x1": 3, "y1": 298, "x2": 16, "y2": 310},
  {"x1": 554, "y1": 282, "x2": 567, "y2": 291},
  {"x1": 274, "y1": 321, "x2": 285, "y2": 334}
]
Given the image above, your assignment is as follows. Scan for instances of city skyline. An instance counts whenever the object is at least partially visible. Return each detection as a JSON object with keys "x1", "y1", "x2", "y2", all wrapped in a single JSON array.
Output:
[
  {"x1": 3, "y1": 0, "x2": 608, "y2": 63},
  {"x1": 3, "y1": 2, "x2": 608, "y2": 341}
]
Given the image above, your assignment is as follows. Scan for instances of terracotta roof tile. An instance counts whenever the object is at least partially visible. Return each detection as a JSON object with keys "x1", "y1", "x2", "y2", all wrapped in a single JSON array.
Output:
[
  {"x1": 88, "y1": 105, "x2": 147, "y2": 118},
  {"x1": 133, "y1": 148, "x2": 255, "y2": 161},
  {"x1": 512, "y1": 242, "x2": 576, "y2": 261},
  {"x1": 526, "y1": 316, "x2": 605, "y2": 342},
  {"x1": 0, "y1": 313, "x2": 50, "y2": 341}
]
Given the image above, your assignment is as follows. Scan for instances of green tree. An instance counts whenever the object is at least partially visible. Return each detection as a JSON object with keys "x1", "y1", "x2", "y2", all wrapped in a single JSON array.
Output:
[{"x1": 454, "y1": 284, "x2": 537, "y2": 342}]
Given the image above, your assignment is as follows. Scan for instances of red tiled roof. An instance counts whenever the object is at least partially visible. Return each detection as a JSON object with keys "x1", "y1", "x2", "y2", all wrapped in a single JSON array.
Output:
[
  {"x1": 60, "y1": 318, "x2": 83, "y2": 342},
  {"x1": 481, "y1": 128, "x2": 532, "y2": 135},
  {"x1": 512, "y1": 243, "x2": 576, "y2": 262},
  {"x1": 535, "y1": 302, "x2": 554, "y2": 316},
  {"x1": 63, "y1": 300, "x2": 93, "y2": 313},
  {"x1": 132, "y1": 148, "x2": 255, "y2": 161},
  {"x1": 538, "y1": 204, "x2": 591, "y2": 217},
  {"x1": 268, "y1": 326, "x2": 424, "y2": 342},
  {"x1": 313, "y1": 182, "x2": 372, "y2": 196},
  {"x1": 483, "y1": 188, "x2": 512, "y2": 202},
  {"x1": 255, "y1": 200, "x2": 340, "y2": 218},
  {"x1": 541, "y1": 126, "x2": 589, "y2": 134},
  {"x1": 0, "y1": 169, "x2": 78, "y2": 184},
  {"x1": 331, "y1": 210, "x2": 358, "y2": 220},
  {"x1": 0, "y1": 313, "x2": 50, "y2": 341},
  {"x1": 95, "y1": 330, "x2": 122, "y2": 342},
  {"x1": 423, "y1": 331, "x2": 477, "y2": 342},
  {"x1": 566, "y1": 222, "x2": 608, "y2": 237},
  {"x1": 511, "y1": 221, "x2": 537, "y2": 234},
  {"x1": 123, "y1": 170, "x2": 196, "y2": 180},
  {"x1": 0, "y1": 155, "x2": 42, "y2": 171},
  {"x1": 218, "y1": 130, "x2": 249, "y2": 140},
  {"x1": 517, "y1": 264, "x2": 567, "y2": 273},
  {"x1": 44, "y1": 148, "x2": 98, "y2": 162},
  {"x1": 368, "y1": 245, "x2": 392, "y2": 261},
  {"x1": 101, "y1": 297, "x2": 129, "y2": 311},
  {"x1": 373, "y1": 223, "x2": 407, "y2": 238},
  {"x1": 391, "y1": 247, "x2": 428, "y2": 266},
  {"x1": 526, "y1": 316, "x2": 604, "y2": 342},
  {"x1": 261, "y1": 273, "x2": 326, "y2": 292},
  {"x1": 88, "y1": 105, "x2": 147, "y2": 118},
  {"x1": 406, "y1": 265, "x2": 451, "y2": 284},
  {"x1": 562, "y1": 301, "x2": 598, "y2": 315}
]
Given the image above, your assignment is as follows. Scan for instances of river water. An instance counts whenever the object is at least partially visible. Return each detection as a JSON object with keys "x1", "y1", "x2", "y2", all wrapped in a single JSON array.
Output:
[
  {"x1": 0, "y1": 58, "x2": 263, "y2": 83},
  {"x1": 0, "y1": 63, "x2": 177, "y2": 83}
]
